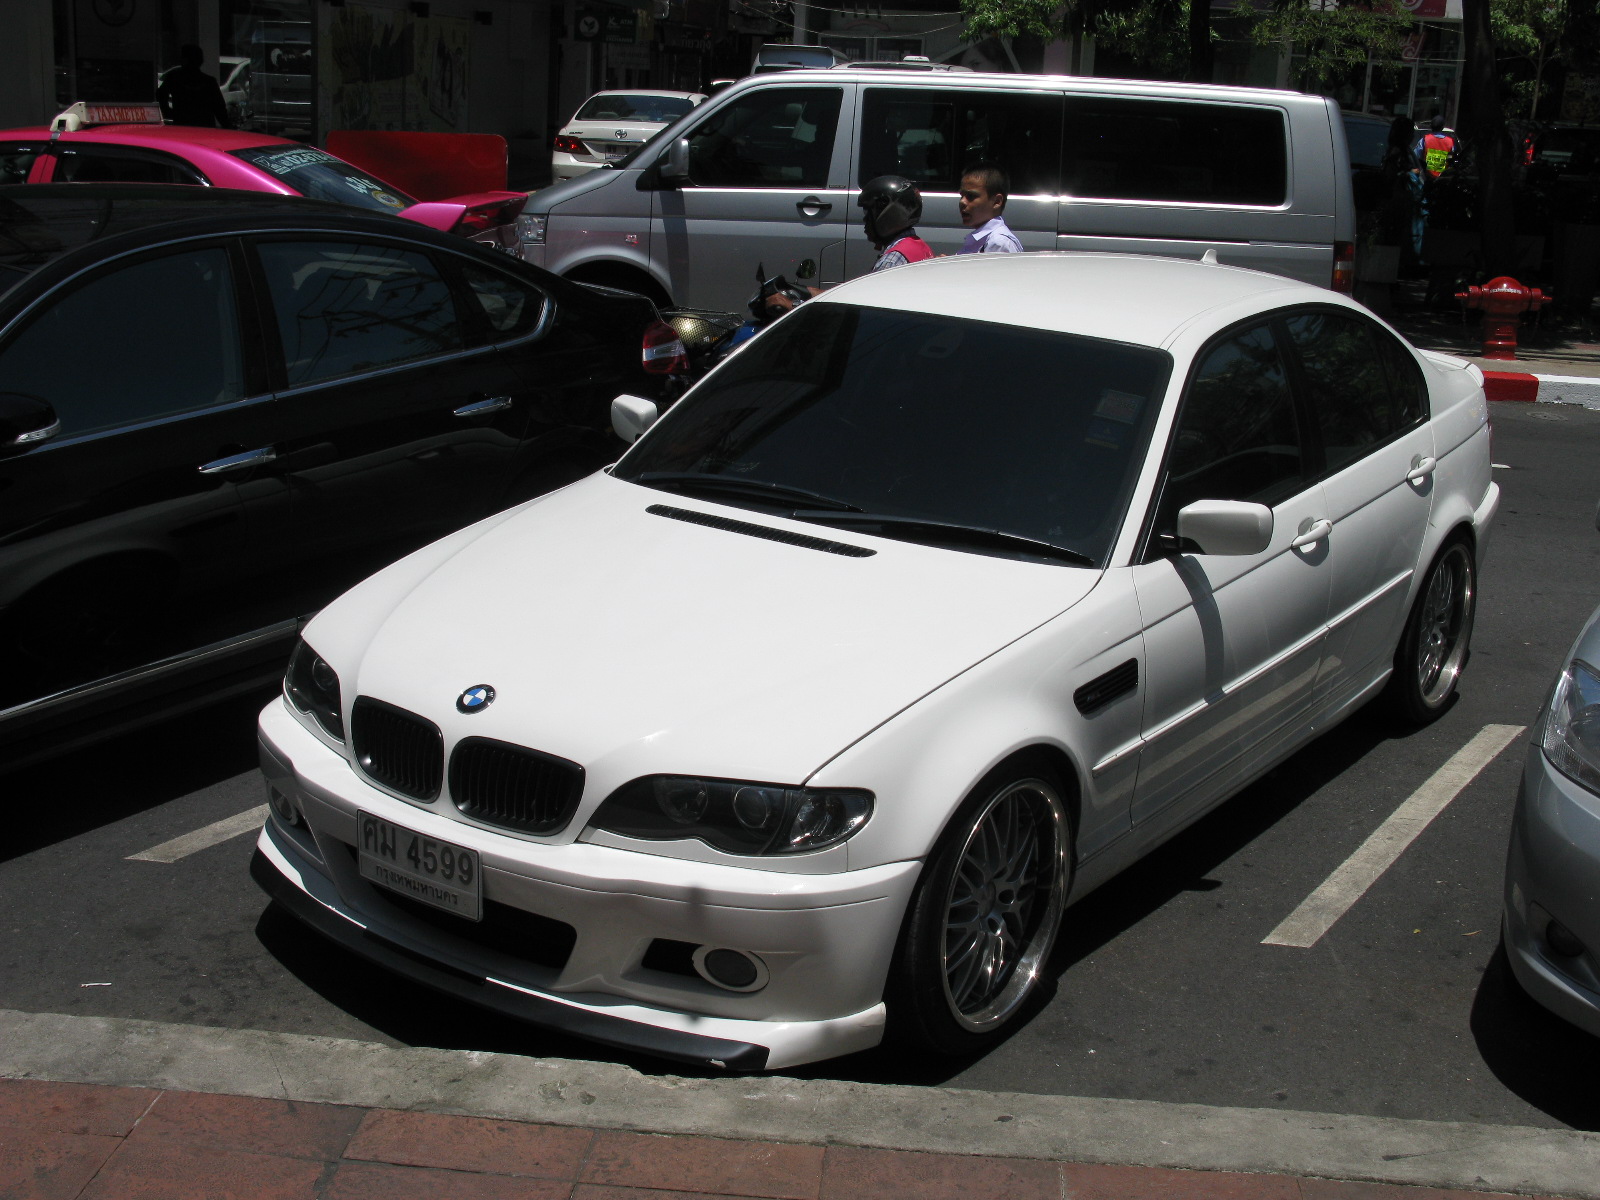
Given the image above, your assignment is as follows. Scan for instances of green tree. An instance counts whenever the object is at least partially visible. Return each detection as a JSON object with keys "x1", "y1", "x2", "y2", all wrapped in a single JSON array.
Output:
[
  {"x1": 1491, "y1": 0, "x2": 1567, "y2": 118},
  {"x1": 1240, "y1": 0, "x2": 1410, "y2": 96}
]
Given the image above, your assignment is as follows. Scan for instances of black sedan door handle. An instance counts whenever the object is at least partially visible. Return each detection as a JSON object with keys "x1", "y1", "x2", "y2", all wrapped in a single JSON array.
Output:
[
  {"x1": 199, "y1": 446, "x2": 277, "y2": 474},
  {"x1": 454, "y1": 395, "x2": 514, "y2": 418}
]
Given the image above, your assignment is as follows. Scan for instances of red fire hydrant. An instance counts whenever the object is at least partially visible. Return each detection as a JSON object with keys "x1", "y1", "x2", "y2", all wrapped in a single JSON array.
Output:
[{"x1": 1455, "y1": 276, "x2": 1552, "y2": 361}]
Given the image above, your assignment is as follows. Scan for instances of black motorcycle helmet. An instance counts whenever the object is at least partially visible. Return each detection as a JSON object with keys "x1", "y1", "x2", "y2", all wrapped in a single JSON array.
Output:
[{"x1": 858, "y1": 175, "x2": 922, "y2": 246}]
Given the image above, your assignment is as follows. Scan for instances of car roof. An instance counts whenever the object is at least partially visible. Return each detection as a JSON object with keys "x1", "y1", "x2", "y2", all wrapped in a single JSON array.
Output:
[
  {"x1": 0, "y1": 184, "x2": 410, "y2": 294},
  {"x1": 586, "y1": 89, "x2": 705, "y2": 100},
  {"x1": 722, "y1": 67, "x2": 1310, "y2": 103},
  {"x1": 0, "y1": 124, "x2": 300, "y2": 155},
  {"x1": 815, "y1": 253, "x2": 1323, "y2": 349}
]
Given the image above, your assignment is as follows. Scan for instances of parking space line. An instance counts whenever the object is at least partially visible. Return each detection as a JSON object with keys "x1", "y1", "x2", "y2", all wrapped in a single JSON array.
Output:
[
  {"x1": 1262, "y1": 723, "x2": 1525, "y2": 949},
  {"x1": 127, "y1": 806, "x2": 268, "y2": 864}
]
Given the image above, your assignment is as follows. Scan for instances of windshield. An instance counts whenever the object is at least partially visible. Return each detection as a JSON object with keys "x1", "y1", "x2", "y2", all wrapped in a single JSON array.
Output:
[
  {"x1": 616, "y1": 304, "x2": 1171, "y2": 567},
  {"x1": 575, "y1": 94, "x2": 697, "y2": 123},
  {"x1": 229, "y1": 145, "x2": 415, "y2": 212}
]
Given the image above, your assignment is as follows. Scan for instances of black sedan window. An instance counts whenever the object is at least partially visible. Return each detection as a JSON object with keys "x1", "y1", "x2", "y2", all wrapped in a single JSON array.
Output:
[
  {"x1": 617, "y1": 304, "x2": 1169, "y2": 566},
  {"x1": 0, "y1": 246, "x2": 245, "y2": 437},
  {"x1": 257, "y1": 241, "x2": 464, "y2": 387}
]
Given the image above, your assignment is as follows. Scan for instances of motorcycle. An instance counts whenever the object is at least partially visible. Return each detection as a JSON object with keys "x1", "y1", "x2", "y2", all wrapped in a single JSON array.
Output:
[{"x1": 660, "y1": 262, "x2": 815, "y2": 392}]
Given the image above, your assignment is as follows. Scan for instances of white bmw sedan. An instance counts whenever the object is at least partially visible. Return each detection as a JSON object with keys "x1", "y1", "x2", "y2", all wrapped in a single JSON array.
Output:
[{"x1": 253, "y1": 254, "x2": 1497, "y2": 1071}]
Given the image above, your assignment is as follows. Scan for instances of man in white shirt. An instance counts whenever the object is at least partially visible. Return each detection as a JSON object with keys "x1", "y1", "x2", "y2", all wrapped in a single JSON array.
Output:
[{"x1": 958, "y1": 164, "x2": 1023, "y2": 255}]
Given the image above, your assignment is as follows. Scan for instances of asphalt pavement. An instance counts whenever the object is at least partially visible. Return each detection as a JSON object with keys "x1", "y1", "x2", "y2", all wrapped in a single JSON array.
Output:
[{"x1": 3, "y1": 402, "x2": 1599, "y2": 1154}]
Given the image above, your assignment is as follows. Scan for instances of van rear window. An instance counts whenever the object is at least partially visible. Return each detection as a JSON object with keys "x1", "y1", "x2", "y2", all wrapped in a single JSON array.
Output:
[{"x1": 1062, "y1": 98, "x2": 1287, "y2": 207}]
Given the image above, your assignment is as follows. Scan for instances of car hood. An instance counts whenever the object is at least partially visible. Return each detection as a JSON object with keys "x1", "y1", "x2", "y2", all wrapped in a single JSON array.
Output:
[{"x1": 336, "y1": 472, "x2": 1101, "y2": 789}]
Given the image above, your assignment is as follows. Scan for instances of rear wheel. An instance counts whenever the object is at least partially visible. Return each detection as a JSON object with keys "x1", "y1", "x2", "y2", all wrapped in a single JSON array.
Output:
[
  {"x1": 890, "y1": 761, "x2": 1072, "y2": 1055},
  {"x1": 1384, "y1": 538, "x2": 1475, "y2": 725}
]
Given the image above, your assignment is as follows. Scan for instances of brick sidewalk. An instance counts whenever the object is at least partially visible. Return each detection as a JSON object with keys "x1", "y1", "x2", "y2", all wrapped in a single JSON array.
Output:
[{"x1": 0, "y1": 1078, "x2": 1578, "y2": 1200}]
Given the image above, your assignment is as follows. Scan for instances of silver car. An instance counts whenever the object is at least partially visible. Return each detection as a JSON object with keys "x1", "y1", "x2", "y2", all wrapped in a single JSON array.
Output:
[
  {"x1": 1504, "y1": 501, "x2": 1600, "y2": 1037},
  {"x1": 551, "y1": 90, "x2": 706, "y2": 182}
]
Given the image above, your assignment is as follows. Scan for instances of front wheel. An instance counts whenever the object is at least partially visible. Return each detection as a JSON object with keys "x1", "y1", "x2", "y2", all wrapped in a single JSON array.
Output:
[
  {"x1": 1384, "y1": 538, "x2": 1476, "y2": 725},
  {"x1": 890, "y1": 763, "x2": 1073, "y2": 1055}
]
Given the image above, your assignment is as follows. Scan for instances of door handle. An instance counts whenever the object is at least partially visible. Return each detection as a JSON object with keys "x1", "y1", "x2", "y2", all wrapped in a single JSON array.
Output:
[
  {"x1": 199, "y1": 446, "x2": 277, "y2": 474},
  {"x1": 454, "y1": 395, "x2": 514, "y2": 418},
  {"x1": 797, "y1": 196, "x2": 832, "y2": 218},
  {"x1": 1291, "y1": 517, "x2": 1332, "y2": 549},
  {"x1": 1406, "y1": 454, "x2": 1438, "y2": 484}
]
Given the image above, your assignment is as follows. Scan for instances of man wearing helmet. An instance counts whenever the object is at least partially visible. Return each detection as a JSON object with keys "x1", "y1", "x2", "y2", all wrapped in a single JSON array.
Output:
[
  {"x1": 859, "y1": 175, "x2": 934, "y2": 271},
  {"x1": 766, "y1": 175, "x2": 933, "y2": 315}
]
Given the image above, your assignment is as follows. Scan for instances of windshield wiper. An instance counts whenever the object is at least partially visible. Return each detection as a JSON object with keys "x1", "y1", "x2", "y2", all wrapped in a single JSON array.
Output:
[
  {"x1": 789, "y1": 511, "x2": 1096, "y2": 567},
  {"x1": 633, "y1": 472, "x2": 863, "y2": 513}
]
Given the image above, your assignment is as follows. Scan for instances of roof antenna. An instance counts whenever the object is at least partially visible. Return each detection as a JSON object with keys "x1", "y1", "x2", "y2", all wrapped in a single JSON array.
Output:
[{"x1": 1200, "y1": 249, "x2": 1220, "y2": 265}]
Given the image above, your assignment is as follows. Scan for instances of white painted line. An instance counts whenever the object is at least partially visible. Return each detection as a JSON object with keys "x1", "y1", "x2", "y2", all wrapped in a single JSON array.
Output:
[
  {"x1": 1263, "y1": 723, "x2": 1524, "y2": 949},
  {"x1": 127, "y1": 805, "x2": 269, "y2": 864}
]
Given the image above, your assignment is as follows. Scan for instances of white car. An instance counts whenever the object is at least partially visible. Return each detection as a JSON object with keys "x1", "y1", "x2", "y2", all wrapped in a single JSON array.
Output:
[
  {"x1": 551, "y1": 90, "x2": 705, "y2": 181},
  {"x1": 253, "y1": 253, "x2": 1497, "y2": 1071}
]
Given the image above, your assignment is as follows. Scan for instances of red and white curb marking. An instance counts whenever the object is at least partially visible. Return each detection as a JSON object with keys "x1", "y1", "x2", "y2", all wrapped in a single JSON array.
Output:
[{"x1": 1481, "y1": 368, "x2": 1600, "y2": 408}]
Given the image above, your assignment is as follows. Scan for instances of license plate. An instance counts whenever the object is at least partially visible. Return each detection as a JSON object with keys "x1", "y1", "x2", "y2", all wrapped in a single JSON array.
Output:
[
  {"x1": 604, "y1": 145, "x2": 631, "y2": 160},
  {"x1": 358, "y1": 812, "x2": 482, "y2": 921}
]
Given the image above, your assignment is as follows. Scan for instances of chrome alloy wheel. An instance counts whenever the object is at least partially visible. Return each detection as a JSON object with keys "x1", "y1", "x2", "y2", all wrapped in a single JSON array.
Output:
[
  {"x1": 939, "y1": 779, "x2": 1069, "y2": 1031},
  {"x1": 1416, "y1": 543, "x2": 1474, "y2": 706}
]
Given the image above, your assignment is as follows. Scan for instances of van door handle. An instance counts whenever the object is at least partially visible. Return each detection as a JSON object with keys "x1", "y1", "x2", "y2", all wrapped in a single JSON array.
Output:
[
  {"x1": 1291, "y1": 518, "x2": 1332, "y2": 548},
  {"x1": 797, "y1": 196, "x2": 832, "y2": 218},
  {"x1": 199, "y1": 446, "x2": 277, "y2": 474},
  {"x1": 1406, "y1": 455, "x2": 1437, "y2": 484},
  {"x1": 454, "y1": 395, "x2": 514, "y2": 417}
]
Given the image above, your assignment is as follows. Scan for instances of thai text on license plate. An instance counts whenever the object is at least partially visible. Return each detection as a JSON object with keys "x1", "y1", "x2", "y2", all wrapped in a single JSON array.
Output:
[{"x1": 357, "y1": 812, "x2": 482, "y2": 921}]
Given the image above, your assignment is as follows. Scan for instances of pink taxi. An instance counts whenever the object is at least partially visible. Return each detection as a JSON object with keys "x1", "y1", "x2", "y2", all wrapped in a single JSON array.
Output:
[{"x1": 0, "y1": 103, "x2": 528, "y2": 253}]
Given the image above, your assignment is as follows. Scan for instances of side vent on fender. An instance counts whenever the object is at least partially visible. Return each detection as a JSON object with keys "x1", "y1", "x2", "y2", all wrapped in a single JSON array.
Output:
[{"x1": 1074, "y1": 659, "x2": 1139, "y2": 716}]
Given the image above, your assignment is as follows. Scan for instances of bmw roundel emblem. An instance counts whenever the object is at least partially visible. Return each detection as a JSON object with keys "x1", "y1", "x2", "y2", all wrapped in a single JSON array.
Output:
[{"x1": 456, "y1": 684, "x2": 496, "y2": 713}]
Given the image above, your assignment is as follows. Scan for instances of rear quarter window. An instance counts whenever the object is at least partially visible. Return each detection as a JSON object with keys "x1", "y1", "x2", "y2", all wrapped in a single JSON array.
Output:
[{"x1": 1062, "y1": 98, "x2": 1288, "y2": 206}]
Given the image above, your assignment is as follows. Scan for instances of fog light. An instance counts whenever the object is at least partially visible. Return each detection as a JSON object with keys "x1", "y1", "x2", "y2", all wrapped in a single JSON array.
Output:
[
  {"x1": 693, "y1": 946, "x2": 768, "y2": 992},
  {"x1": 268, "y1": 786, "x2": 303, "y2": 828},
  {"x1": 1546, "y1": 919, "x2": 1586, "y2": 959}
]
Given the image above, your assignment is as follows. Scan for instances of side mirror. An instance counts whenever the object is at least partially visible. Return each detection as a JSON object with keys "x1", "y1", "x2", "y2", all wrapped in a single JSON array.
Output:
[
  {"x1": 1176, "y1": 499, "x2": 1273, "y2": 556},
  {"x1": 0, "y1": 392, "x2": 60, "y2": 453},
  {"x1": 611, "y1": 393, "x2": 659, "y2": 443},
  {"x1": 659, "y1": 137, "x2": 691, "y2": 187}
]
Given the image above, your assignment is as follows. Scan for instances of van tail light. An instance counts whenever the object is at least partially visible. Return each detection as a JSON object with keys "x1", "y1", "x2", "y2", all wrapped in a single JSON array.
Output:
[
  {"x1": 452, "y1": 195, "x2": 528, "y2": 236},
  {"x1": 1332, "y1": 240, "x2": 1355, "y2": 293},
  {"x1": 554, "y1": 135, "x2": 586, "y2": 156},
  {"x1": 642, "y1": 319, "x2": 688, "y2": 375}
]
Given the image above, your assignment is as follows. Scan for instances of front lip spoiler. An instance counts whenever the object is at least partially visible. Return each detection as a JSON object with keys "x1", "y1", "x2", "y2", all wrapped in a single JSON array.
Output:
[{"x1": 250, "y1": 848, "x2": 770, "y2": 1071}]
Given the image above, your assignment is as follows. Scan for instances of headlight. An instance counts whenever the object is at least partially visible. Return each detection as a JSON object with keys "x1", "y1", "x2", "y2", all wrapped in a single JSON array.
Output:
[
  {"x1": 588, "y1": 775, "x2": 873, "y2": 855},
  {"x1": 516, "y1": 213, "x2": 547, "y2": 244},
  {"x1": 1543, "y1": 656, "x2": 1600, "y2": 793},
  {"x1": 285, "y1": 639, "x2": 344, "y2": 742}
]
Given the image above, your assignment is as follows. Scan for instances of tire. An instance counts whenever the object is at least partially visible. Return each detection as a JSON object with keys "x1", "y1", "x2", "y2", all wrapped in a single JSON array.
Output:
[
  {"x1": 1384, "y1": 537, "x2": 1476, "y2": 725},
  {"x1": 889, "y1": 759, "x2": 1073, "y2": 1056}
]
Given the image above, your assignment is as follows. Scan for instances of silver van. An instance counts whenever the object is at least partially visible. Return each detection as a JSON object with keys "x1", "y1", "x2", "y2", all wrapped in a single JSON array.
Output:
[{"x1": 516, "y1": 69, "x2": 1355, "y2": 312}]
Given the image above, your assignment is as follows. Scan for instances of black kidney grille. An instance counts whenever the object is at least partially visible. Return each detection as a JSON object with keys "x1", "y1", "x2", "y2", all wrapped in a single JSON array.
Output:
[
  {"x1": 450, "y1": 737, "x2": 585, "y2": 835},
  {"x1": 351, "y1": 697, "x2": 444, "y2": 801}
]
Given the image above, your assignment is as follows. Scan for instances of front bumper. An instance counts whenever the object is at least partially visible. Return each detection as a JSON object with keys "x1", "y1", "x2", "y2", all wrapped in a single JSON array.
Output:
[
  {"x1": 254, "y1": 696, "x2": 918, "y2": 1069},
  {"x1": 1503, "y1": 743, "x2": 1600, "y2": 1039}
]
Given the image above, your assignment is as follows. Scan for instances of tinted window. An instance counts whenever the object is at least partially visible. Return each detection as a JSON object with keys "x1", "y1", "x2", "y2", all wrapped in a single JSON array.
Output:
[
  {"x1": 0, "y1": 144, "x2": 39, "y2": 185},
  {"x1": 0, "y1": 247, "x2": 245, "y2": 437},
  {"x1": 1062, "y1": 99, "x2": 1287, "y2": 206},
  {"x1": 459, "y1": 260, "x2": 547, "y2": 340},
  {"x1": 860, "y1": 89, "x2": 1062, "y2": 193},
  {"x1": 685, "y1": 87, "x2": 841, "y2": 188},
  {"x1": 575, "y1": 94, "x2": 696, "y2": 123},
  {"x1": 56, "y1": 148, "x2": 205, "y2": 186},
  {"x1": 1284, "y1": 311, "x2": 1420, "y2": 473},
  {"x1": 230, "y1": 145, "x2": 414, "y2": 212},
  {"x1": 1164, "y1": 322, "x2": 1303, "y2": 520},
  {"x1": 616, "y1": 304, "x2": 1169, "y2": 566},
  {"x1": 258, "y1": 241, "x2": 464, "y2": 387}
]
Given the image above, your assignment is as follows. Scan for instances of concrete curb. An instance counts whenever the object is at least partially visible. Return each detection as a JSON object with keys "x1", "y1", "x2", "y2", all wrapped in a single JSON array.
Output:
[
  {"x1": 2, "y1": 1008, "x2": 1596, "y2": 1198},
  {"x1": 1482, "y1": 369, "x2": 1600, "y2": 408}
]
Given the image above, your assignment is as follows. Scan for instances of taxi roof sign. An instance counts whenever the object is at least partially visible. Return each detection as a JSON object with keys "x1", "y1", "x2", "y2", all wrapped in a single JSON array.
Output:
[{"x1": 50, "y1": 102, "x2": 164, "y2": 133}]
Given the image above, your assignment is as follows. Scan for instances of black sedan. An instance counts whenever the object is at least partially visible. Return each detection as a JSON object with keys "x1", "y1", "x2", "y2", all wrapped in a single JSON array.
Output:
[{"x1": 0, "y1": 185, "x2": 678, "y2": 768}]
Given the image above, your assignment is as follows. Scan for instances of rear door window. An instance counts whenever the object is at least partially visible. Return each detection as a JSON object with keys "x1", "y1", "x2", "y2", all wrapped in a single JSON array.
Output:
[
  {"x1": 0, "y1": 143, "x2": 42, "y2": 185},
  {"x1": 0, "y1": 245, "x2": 246, "y2": 437},
  {"x1": 1062, "y1": 98, "x2": 1287, "y2": 206},
  {"x1": 684, "y1": 87, "x2": 842, "y2": 188},
  {"x1": 256, "y1": 240, "x2": 465, "y2": 387},
  {"x1": 860, "y1": 88, "x2": 1063, "y2": 193},
  {"x1": 53, "y1": 145, "x2": 208, "y2": 186}
]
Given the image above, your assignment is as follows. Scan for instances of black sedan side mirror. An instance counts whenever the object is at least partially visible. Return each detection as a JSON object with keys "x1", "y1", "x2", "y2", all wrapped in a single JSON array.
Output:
[{"x1": 0, "y1": 392, "x2": 60, "y2": 453}]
